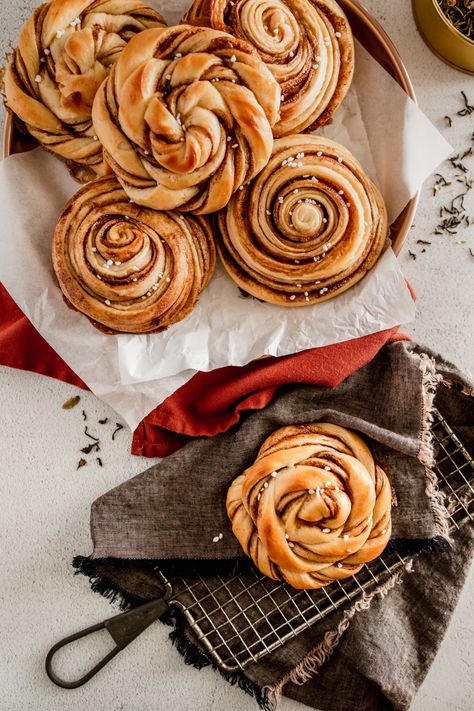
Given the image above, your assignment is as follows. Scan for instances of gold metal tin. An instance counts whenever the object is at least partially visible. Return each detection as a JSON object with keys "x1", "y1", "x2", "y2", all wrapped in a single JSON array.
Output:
[
  {"x1": 2, "y1": 0, "x2": 419, "y2": 255},
  {"x1": 413, "y1": 0, "x2": 474, "y2": 75}
]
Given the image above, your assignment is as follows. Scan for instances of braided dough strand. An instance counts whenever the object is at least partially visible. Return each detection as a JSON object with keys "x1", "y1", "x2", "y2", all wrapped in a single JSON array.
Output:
[{"x1": 227, "y1": 423, "x2": 392, "y2": 589}]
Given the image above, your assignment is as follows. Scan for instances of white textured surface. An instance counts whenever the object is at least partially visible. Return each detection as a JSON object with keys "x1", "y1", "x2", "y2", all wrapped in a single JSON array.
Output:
[{"x1": 0, "y1": 2, "x2": 474, "y2": 711}]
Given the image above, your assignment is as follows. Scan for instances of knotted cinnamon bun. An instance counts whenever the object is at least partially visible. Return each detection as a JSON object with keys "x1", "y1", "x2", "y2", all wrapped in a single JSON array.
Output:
[
  {"x1": 91, "y1": 25, "x2": 281, "y2": 213},
  {"x1": 52, "y1": 177, "x2": 216, "y2": 334},
  {"x1": 183, "y1": 0, "x2": 354, "y2": 136},
  {"x1": 216, "y1": 135, "x2": 387, "y2": 305},
  {"x1": 4, "y1": 0, "x2": 166, "y2": 181},
  {"x1": 227, "y1": 423, "x2": 392, "y2": 589}
]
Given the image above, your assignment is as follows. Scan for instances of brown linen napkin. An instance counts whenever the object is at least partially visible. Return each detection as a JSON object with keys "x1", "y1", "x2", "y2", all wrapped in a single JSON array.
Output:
[{"x1": 74, "y1": 341, "x2": 474, "y2": 711}]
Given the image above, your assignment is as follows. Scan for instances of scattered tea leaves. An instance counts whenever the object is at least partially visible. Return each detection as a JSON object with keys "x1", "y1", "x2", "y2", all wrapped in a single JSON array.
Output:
[
  {"x1": 432, "y1": 120, "x2": 473, "y2": 244},
  {"x1": 408, "y1": 250, "x2": 417, "y2": 260},
  {"x1": 433, "y1": 173, "x2": 451, "y2": 195},
  {"x1": 72, "y1": 416, "x2": 110, "y2": 470},
  {"x1": 62, "y1": 395, "x2": 80, "y2": 410},
  {"x1": 112, "y1": 423, "x2": 124, "y2": 441},
  {"x1": 444, "y1": 115, "x2": 452, "y2": 128},
  {"x1": 417, "y1": 240, "x2": 432, "y2": 245}
]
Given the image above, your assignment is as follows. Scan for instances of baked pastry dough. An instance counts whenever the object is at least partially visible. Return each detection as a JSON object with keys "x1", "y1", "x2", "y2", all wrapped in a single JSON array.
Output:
[
  {"x1": 4, "y1": 0, "x2": 166, "y2": 181},
  {"x1": 217, "y1": 135, "x2": 387, "y2": 306},
  {"x1": 227, "y1": 423, "x2": 392, "y2": 589},
  {"x1": 52, "y1": 177, "x2": 216, "y2": 334},
  {"x1": 91, "y1": 25, "x2": 280, "y2": 214},
  {"x1": 183, "y1": 0, "x2": 354, "y2": 136}
]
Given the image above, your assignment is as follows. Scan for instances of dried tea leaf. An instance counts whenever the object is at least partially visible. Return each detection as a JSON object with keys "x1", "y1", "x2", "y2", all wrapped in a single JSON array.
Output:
[
  {"x1": 98, "y1": 418, "x2": 108, "y2": 425},
  {"x1": 77, "y1": 458, "x2": 87, "y2": 470},
  {"x1": 97, "y1": 457, "x2": 103, "y2": 467},
  {"x1": 81, "y1": 442, "x2": 100, "y2": 454},
  {"x1": 62, "y1": 395, "x2": 80, "y2": 410},
  {"x1": 84, "y1": 426, "x2": 99, "y2": 442},
  {"x1": 112, "y1": 423, "x2": 124, "y2": 441}
]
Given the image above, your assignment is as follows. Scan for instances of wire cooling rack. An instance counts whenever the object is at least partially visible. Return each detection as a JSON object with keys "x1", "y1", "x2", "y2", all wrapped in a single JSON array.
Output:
[{"x1": 156, "y1": 409, "x2": 474, "y2": 673}]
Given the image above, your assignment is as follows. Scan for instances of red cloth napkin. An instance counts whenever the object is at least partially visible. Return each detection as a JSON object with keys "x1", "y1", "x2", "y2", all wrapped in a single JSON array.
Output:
[{"x1": 0, "y1": 283, "x2": 410, "y2": 458}]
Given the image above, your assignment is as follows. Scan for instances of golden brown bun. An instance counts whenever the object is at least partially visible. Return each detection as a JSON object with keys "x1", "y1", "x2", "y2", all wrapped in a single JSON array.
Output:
[
  {"x1": 227, "y1": 423, "x2": 392, "y2": 589},
  {"x1": 91, "y1": 25, "x2": 281, "y2": 214},
  {"x1": 52, "y1": 177, "x2": 216, "y2": 334},
  {"x1": 4, "y1": 0, "x2": 166, "y2": 181},
  {"x1": 216, "y1": 135, "x2": 388, "y2": 306},
  {"x1": 183, "y1": 0, "x2": 354, "y2": 136}
]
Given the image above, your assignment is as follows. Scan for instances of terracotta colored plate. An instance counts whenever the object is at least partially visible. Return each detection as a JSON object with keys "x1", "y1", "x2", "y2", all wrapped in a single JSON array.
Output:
[{"x1": 2, "y1": 0, "x2": 418, "y2": 255}]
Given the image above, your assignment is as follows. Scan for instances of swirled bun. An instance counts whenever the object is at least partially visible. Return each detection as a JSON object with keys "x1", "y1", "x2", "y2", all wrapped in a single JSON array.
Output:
[
  {"x1": 183, "y1": 0, "x2": 354, "y2": 136},
  {"x1": 52, "y1": 177, "x2": 216, "y2": 334},
  {"x1": 227, "y1": 422, "x2": 392, "y2": 589},
  {"x1": 4, "y1": 0, "x2": 166, "y2": 181},
  {"x1": 91, "y1": 24, "x2": 281, "y2": 214},
  {"x1": 216, "y1": 135, "x2": 387, "y2": 306}
]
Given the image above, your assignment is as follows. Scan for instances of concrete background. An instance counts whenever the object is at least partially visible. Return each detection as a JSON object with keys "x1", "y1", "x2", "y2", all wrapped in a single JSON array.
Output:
[{"x1": 1, "y1": 1, "x2": 473, "y2": 710}]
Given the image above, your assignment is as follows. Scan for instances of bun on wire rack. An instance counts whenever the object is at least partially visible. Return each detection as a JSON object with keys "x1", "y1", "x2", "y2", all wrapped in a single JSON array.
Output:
[{"x1": 227, "y1": 422, "x2": 392, "y2": 590}]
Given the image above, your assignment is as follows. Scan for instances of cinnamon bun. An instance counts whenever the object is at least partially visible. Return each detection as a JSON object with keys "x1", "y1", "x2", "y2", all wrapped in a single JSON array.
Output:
[
  {"x1": 183, "y1": 0, "x2": 354, "y2": 136},
  {"x1": 216, "y1": 135, "x2": 387, "y2": 306},
  {"x1": 227, "y1": 422, "x2": 392, "y2": 589},
  {"x1": 52, "y1": 177, "x2": 216, "y2": 333},
  {"x1": 91, "y1": 24, "x2": 281, "y2": 213},
  {"x1": 4, "y1": 0, "x2": 166, "y2": 181}
]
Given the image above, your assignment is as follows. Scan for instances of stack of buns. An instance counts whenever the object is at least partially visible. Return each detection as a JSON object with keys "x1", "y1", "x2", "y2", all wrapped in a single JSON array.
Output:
[{"x1": 4, "y1": 0, "x2": 387, "y2": 335}]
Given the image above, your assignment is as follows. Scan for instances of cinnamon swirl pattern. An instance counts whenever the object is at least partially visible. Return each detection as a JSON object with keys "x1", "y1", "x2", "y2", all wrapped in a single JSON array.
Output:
[
  {"x1": 183, "y1": 0, "x2": 354, "y2": 136},
  {"x1": 227, "y1": 423, "x2": 392, "y2": 590},
  {"x1": 91, "y1": 25, "x2": 281, "y2": 214},
  {"x1": 217, "y1": 135, "x2": 388, "y2": 306},
  {"x1": 4, "y1": 0, "x2": 166, "y2": 181},
  {"x1": 52, "y1": 177, "x2": 216, "y2": 334}
]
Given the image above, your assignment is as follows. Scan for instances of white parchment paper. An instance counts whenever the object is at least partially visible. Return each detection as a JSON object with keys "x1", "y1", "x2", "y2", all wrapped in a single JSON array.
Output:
[{"x1": 0, "y1": 20, "x2": 452, "y2": 430}]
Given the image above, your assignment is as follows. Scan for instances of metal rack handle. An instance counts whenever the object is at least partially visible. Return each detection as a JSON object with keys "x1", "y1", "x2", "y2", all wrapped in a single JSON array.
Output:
[{"x1": 45, "y1": 596, "x2": 169, "y2": 689}]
